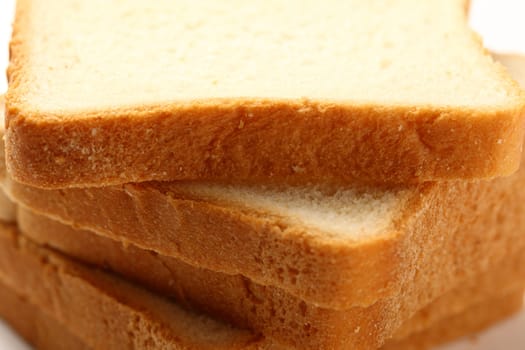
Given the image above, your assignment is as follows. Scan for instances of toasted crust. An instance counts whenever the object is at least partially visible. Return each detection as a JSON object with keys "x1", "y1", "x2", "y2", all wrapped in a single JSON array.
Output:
[
  {"x1": 17, "y1": 206, "x2": 525, "y2": 349},
  {"x1": 5, "y1": 151, "x2": 525, "y2": 310},
  {"x1": 5, "y1": 98, "x2": 524, "y2": 188},
  {"x1": 5, "y1": 0, "x2": 525, "y2": 188}
]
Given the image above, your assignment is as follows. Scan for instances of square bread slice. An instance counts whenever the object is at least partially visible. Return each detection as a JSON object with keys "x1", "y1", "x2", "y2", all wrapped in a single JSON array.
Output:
[
  {"x1": 1, "y1": 278, "x2": 522, "y2": 350},
  {"x1": 16, "y1": 204, "x2": 525, "y2": 349},
  {"x1": 5, "y1": 0, "x2": 525, "y2": 188},
  {"x1": 0, "y1": 221, "x2": 522, "y2": 350},
  {"x1": 0, "y1": 223, "x2": 276, "y2": 350}
]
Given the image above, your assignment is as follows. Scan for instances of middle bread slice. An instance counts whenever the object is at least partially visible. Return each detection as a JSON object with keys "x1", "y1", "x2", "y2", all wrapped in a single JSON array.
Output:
[
  {"x1": 16, "y1": 205, "x2": 525, "y2": 349},
  {"x1": 4, "y1": 152, "x2": 525, "y2": 314}
]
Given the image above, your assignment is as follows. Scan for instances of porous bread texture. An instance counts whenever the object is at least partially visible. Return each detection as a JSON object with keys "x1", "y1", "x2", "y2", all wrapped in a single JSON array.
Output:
[
  {"x1": 178, "y1": 182, "x2": 405, "y2": 240},
  {"x1": 6, "y1": 0, "x2": 525, "y2": 187},
  {"x1": 1, "y1": 278, "x2": 522, "y2": 350},
  {"x1": 0, "y1": 223, "x2": 276, "y2": 350},
  {"x1": 2, "y1": 219, "x2": 524, "y2": 350}
]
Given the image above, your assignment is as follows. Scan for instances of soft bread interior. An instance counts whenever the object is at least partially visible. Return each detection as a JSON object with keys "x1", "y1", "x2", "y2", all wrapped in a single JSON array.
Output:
[
  {"x1": 14, "y1": 0, "x2": 523, "y2": 113},
  {"x1": 174, "y1": 182, "x2": 407, "y2": 239}
]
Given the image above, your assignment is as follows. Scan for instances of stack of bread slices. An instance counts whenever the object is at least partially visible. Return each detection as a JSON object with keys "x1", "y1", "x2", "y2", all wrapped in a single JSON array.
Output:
[{"x1": 2, "y1": 1, "x2": 525, "y2": 349}]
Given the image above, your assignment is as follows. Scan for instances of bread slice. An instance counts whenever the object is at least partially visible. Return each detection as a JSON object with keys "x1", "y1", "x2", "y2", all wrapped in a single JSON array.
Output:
[
  {"x1": 0, "y1": 221, "x2": 523, "y2": 350},
  {"x1": 0, "y1": 223, "x2": 278, "y2": 350},
  {"x1": 16, "y1": 204, "x2": 525, "y2": 349},
  {"x1": 5, "y1": 0, "x2": 525, "y2": 188},
  {"x1": 1, "y1": 279, "x2": 522, "y2": 350}
]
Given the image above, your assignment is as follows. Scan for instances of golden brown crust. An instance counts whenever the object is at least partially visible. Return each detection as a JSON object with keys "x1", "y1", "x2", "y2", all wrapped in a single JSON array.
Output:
[
  {"x1": 6, "y1": 150, "x2": 525, "y2": 310},
  {"x1": 17, "y1": 207, "x2": 525, "y2": 349},
  {"x1": 5, "y1": 96, "x2": 525, "y2": 189},
  {"x1": 5, "y1": 0, "x2": 525, "y2": 188}
]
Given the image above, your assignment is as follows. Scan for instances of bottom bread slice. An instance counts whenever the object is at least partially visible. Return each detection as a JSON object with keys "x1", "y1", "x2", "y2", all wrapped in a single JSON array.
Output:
[
  {"x1": 0, "y1": 222, "x2": 277, "y2": 350},
  {"x1": 16, "y1": 206, "x2": 525, "y2": 349},
  {"x1": 0, "y1": 220, "x2": 524, "y2": 349},
  {"x1": 0, "y1": 273, "x2": 522, "y2": 350}
]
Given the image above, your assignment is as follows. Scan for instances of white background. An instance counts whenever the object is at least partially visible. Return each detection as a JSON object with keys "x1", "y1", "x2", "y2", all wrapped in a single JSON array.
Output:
[{"x1": 0, "y1": 0, "x2": 524, "y2": 349}]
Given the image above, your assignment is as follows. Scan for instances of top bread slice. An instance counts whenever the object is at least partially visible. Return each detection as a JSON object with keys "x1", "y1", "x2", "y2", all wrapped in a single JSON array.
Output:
[{"x1": 5, "y1": 0, "x2": 525, "y2": 188}]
